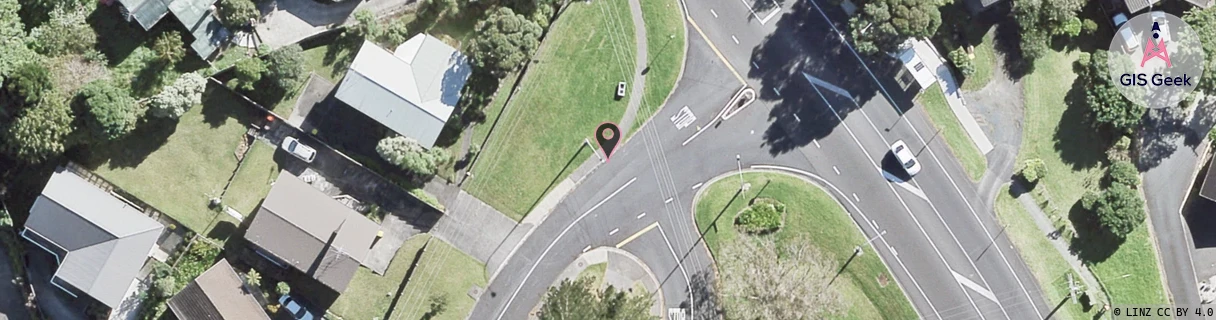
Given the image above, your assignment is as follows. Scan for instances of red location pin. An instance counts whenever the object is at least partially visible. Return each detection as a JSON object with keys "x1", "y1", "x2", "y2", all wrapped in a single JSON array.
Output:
[{"x1": 595, "y1": 122, "x2": 621, "y2": 161}]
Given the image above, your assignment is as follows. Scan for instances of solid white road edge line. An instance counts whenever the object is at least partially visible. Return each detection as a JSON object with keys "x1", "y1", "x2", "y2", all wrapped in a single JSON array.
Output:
[{"x1": 495, "y1": 177, "x2": 638, "y2": 320}]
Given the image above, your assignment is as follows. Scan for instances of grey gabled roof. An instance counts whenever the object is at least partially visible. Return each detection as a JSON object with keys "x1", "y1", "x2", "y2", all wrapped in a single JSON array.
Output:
[
  {"x1": 119, "y1": 0, "x2": 171, "y2": 30},
  {"x1": 243, "y1": 171, "x2": 379, "y2": 292},
  {"x1": 25, "y1": 168, "x2": 164, "y2": 308},
  {"x1": 168, "y1": 259, "x2": 271, "y2": 320},
  {"x1": 188, "y1": 14, "x2": 225, "y2": 58},
  {"x1": 334, "y1": 35, "x2": 471, "y2": 148},
  {"x1": 118, "y1": 0, "x2": 226, "y2": 58}
]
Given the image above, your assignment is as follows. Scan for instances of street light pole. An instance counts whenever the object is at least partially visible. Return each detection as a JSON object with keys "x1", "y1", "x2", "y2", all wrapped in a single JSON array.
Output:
[
  {"x1": 736, "y1": 154, "x2": 747, "y2": 191},
  {"x1": 854, "y1": 230, "x2": 887, "y2": 256}
]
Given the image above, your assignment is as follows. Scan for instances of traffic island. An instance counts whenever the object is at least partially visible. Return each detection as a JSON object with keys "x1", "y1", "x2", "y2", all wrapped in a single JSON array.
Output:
[{"x1": 531, "y1": 247, "x2": 662, "y2": 319}]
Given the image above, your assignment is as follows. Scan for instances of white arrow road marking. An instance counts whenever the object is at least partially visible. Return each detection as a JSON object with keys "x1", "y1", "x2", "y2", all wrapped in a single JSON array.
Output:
[
  {"x1": 802, "y1": 73, "x2": 855, "y2": 101},
  {"x1": 879, "y1": 168, "x2": 929, "y2": 200},
  {"x1": 953, "y1": 270, "x2": 999, "y2": 304}
]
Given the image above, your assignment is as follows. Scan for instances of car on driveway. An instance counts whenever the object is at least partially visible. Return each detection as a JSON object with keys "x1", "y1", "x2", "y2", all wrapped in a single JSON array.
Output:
[
  {"x1": 279, "y1": 294, "x2": 315, "y2": 320},
  {"x1": 281, "y1": 136, "x2": 316, "y2": 163},
  {"x1": 890, "y1": 140, "x2": 921, "y2": 176},
  {"x1": 1113, "y1": 13, "x2": 1139, "y2": 53}
]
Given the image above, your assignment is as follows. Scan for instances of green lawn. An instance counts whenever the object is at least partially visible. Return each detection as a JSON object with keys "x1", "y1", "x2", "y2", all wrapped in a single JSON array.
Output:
[
  {"x1": 632, "y1": 0, "x2": 686, "y2": 135},
  {"x1": 694, "y1": 172, "x2": 917, "y2": 320},
  {"x1": 960, "y1": 29, "x2": 996, "y2": 92},
  {"x1": 993, "y1": 185, "x2": 1101, "y2": 320},
  {"x1": 392, "y1": 238, "x2": 487, "y2": 320},
  {"x1": 917, "y1": 84, "x2": 987, "y2": 181},
  {"x1": 465, "y1": 0, "x2": 636, "y2": 220},
  {"x1": 331, "y1": 235, "x2": 431, "y2": 320},
  {"x1": 83, "y1": 85, "x2": 255, "y2": 236},
  {"x1": 223, "y1": 142, "x2": 281, "y2": 217},
  {"x1": 578, "y1": 262, "x2": 608, "y2": 290},
  {"x1": 1020, "y1": 48, "x2": 1166, "y2": 305}
]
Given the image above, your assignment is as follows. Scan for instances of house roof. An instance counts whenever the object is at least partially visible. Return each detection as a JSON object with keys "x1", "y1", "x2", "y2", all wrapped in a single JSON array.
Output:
[
  {"x1": 1124, "y1": 0, "x2": 1160, "y2": 13},
  {"x1": 1200, "y1": 155, "x2": 1216, "y2": 202},
  {"x1": 1188, "y1": 0, "x2": 1214, "y2": 8},
  {"x1": 119, "y1": 0, "x2": 170, "y2": 30},
  {"x1": 118, "y1": 0, "x2": 225, "y2": 57},
  {"x1": 334, "y1": 35, "x2": 472, "y2": 148},
  {"x1": 243, "y1": 171, "x2": 379, "y2": 292},
  {"x1": 25, "y1": 168, "x2": 164, "y2": 308},
  {"x1": 168, "y1": 259, "x2": 271, "y2": 320},
  {"x1": 188, "y1": 14, "x2": 225, "y2": 58}
]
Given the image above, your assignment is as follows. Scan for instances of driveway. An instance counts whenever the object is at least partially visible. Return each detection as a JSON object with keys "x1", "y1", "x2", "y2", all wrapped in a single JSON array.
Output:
[
  {"x1": 0, "y1": 245, "x2": 29, "y2": 320},
  {"x1": 25, "y1": 248, "x2": 87, "y2": 320}
]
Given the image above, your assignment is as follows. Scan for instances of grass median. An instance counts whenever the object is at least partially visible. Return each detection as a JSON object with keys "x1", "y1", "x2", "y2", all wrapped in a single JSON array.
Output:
[
  {"x1": 466, "y1": 0, "x2": 637, "y2": 220},
  {"x1": 917, "y1": 84, "x2": 987, "y2": 181},
  {"x1": 694, "y1": 172, "x2": 917, "y2": 319},
  {"x1": 632, "y1": 0, "x2": 687, "y2": 135}
]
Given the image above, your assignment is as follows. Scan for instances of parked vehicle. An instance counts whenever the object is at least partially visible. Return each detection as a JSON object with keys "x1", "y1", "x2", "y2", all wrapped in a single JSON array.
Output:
[
  {"x1": 279, "y1": 294, "x2": 315, "y2": 320},
  {"x1": 1113, "y1": 13, "x2": 1139, "y2": 53},
  {"x1": 281, "y1": 136, "x2": 317, "y2": 163}
]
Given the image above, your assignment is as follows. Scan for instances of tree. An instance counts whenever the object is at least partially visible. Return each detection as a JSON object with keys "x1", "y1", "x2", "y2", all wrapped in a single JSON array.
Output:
[
  {"x1": 263, "y1": 45, "x2": 306, "y2": 91},
  {"x1": 149, "y1": 72, "x2": 207, "y2": 119},
  {"x1": 848, "y1": 0, "x2": 942, "y2": 55},
  {"x1": 218, "y1": 0, "x2": 259, "y2": 29},
  {"x1": 949, "y1": 47, "x2": 974, "y2": 76},
  {"x1": 419, "y1": 0, "x2": 461, "y2": 20},
  {"x1": 1093, "y1": 183, "x2": 1145, "y2": 238},
  {"x1": 28, "y1": 5, "x2": 95, "y2": 57},
  {"x1": 351, "y1": 10, "x2": 381, "y2": 42},
  {"x1": 3, "y1": 97, "x2": 73, "y2": 163},
  {"x1": 468, "y1": 7, "x2": 543, "y2": 76},
  {"x1": 1108, "y1": 160, "x2": 1140, "y2": 187},
  {"x1": 1186, "y1": 7, "x2": 1216, "y2": 96},
  {"x1": 151, "y1": 275, "x2": 180, "y2": 299},
  {"x1": 78, "y1": 79, "x2": 141, "y2": 141},
  {"x1": 1013, "y1": 0, "x2": 1084, "y2": 65},
  {"x1": 383, "y1": 19, "x2": 410, "y2": 46},
  {"x1": 6, "y1": 62, "x2": 53, "y2": 104},
  {"x1": 229, "y1": 57, "x2": 265, "y2": 91},
  {"x1": 0, "y1": 0, "x2": 39, "y2": 84},
  {"x1": 1209, "y1": 125, "x2": 1216, "y2": 145},
  {"x1": 1059, "y1": 16, "x2": 1082, "y2": 38},
  {"x1": 246, "y1": 269, "x2": 262, "y2": 287},
  {"x1": 719, "y1": 236, "x2": 844, "y2": 319},
  {"x1": 376, "y1": 136, "x2": 451, "y2": 178},
  {"x1": 1082, "y1": 50, "x2": 1144, "y2": 134},
  {"x1": 275, "y1": 282, "x2": 291, "y2": 296},
  {"x1": 1019, "y1": 158, "x2": 1046, "y2": 183},
  {"x1": 538, "y1": 277, "x2": 653, "y2": 320},
  {"x1": 152, "y1": 32, "x2": 186, "y2": 65}
]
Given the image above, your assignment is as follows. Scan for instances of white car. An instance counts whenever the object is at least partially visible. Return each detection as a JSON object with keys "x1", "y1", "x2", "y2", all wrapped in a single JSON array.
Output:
[
  {"x1": 890, "y1": 140, "x2": 921, "y2": 176},
  {"x1": 1113, "y1": 13, "x2": 1139, "y2": 53},
  {"x1": 616, "y1": 81, "x2": 627, "y2": 98},
  {"x1": 281, "y1": 136, "x2": 317, "y2": 163},
  {"x1": 1151, "y1": 11, "x2": 1170, "y2": 43}
]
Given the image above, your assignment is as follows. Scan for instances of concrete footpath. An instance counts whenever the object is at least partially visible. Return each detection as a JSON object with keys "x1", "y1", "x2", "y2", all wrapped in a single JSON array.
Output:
[
  {"x1": 1008, "y1": 183, "x2": 1104, "y2": 301},
  {"x1": 528, "y1": 247, "x2": 662, "y2": 319}
]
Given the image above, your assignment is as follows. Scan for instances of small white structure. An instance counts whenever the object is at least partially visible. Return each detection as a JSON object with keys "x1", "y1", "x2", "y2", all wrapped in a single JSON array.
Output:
[{"x1": 893, "y1": 39, "x2": 936, "y2": 92}]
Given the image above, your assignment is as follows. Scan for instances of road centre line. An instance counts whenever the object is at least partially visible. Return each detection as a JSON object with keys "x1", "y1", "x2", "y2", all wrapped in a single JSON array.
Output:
[
  {"x1": 804, "y1": 0, "x2": 1045, "y2": 314},
  {"x1": 852, "y1": 193, "x2": 860, "y2": 202},
  {"x1": 665, "y1": 197, "x2": 673, "y2": 203},
  {"x1": 813, "y1": 139, "x2": 821, "y2": 148},
  {"x1": 772, "y1": 87, "x2": 781, "y2": 96},
  {"x1": 583, "y1": 245, "x2": 591, "y2": 253},
  {"x1": 637, "y1": 212, "x2": 647, "y2": 219},
  {"x1": 805, "y1": 84, "x2": 974, "y2": 320},
  {"x1": 751, "y1": 165, "x2": 934, "y2": 319},
  {"x1": 609, "y1": 228, "x2": 620, "y2": 236},
  {"x1": 833, "y1": 166, "x2": 840, "y2": 175},
  {"x1": 692, "y1": 182, "x2": 704, "y2": 190},
  {"x1": 731, "y1": 35, "x2": 739, "y2": 44},
  {"x1": 616, "y1": 222, "x2": 659, "y2": 248},
  {"x1": 710, "y1": 9, "x2": 718, "y2": 17},
  {"x1": 495, "y1": 177, "x2": 637, "y2": 320}
]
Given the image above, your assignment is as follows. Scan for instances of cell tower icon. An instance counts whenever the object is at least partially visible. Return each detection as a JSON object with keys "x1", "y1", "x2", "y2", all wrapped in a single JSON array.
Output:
[{"x1": 1141, "y1": 21, "x2": 1172, "y2": 68}]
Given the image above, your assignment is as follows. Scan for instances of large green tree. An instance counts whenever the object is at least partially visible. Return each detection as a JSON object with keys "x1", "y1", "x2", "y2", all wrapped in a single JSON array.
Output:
[
  {"x1": 148, "y1": 72, "x2": 207, "y2": 119},
  {"x1": 6, "y1": 62, "x2": 53, "y2": 104},
  {"x1": 1081, "y1": 51, "x2": 1144, "y2": 135},
  {"x1": 1093, "y1": 182, "x2": 1145, "y2": 238},
  {"x1": 77, "y1": 79, "x2": 141, "y2": 141},
  {"x1": 3, "y1": 97, "x2": 73, "y2": 162},
  {"x1": 376, "y1": 136, "x2": 450, "y2": 178},
  {"x1": 350, "y1": 10, "x2": 382, "y2": 42},
  {"x1": 468, "y1": 7, "x2": 543, "y2": 76},
  {"x1": 719, "y1": 236, "x2": 844, "y2": 319},
  {"x1": 28, "y1": 5, "x2": 95, "y2": 57},
  {"x1": 263, "y1": 44, "x2": 306, "y2": 91},
  {"x1": 152, "y1": 32, "x2": 186, "y2": 65},
  {"x1": 229, "y1": 57, "x2": 265, "y2": 91},
  {"x1": 1184, "y1": 7, "x2": 1216, "y2": 95},
  {"x1": 848, "y1": 0, "x2": 943, "y2": 55},
  {"x1": 0, "y1": 0, "x2": 37, "y2": 83},
  {"x1": 218, "y1": 0, "x2": 259, "y2": 29},
  {"x1": 1013, "y1": 0, "x2": 1084, "y2": 66},
  {"x1": 538, "y1": 277, "x2": 654, "y2": 320}
]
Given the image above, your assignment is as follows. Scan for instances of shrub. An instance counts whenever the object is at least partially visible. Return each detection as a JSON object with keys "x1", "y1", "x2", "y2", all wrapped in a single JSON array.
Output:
[
  {"x1": 1208, "y1": 126, "x2": 1216, "y2": 145},
  {"x1": 246, "y1": 269, "x2": 262, "y2": 287},
  {"x1": 1093, "y1": 183, "x2": 1145, "y2": 238},
  {"x1": 28, "y1": 6, "x2": 96, "y2": 57},
  {"x1": 1080, "y1": 190, "x2": 1101, "y2": 211},
  {"x1": 276, "y1": 281, "x2": 291, "y2": 296},
  {"x1": 736, "y1": 199, "x2": 784, "y2": 234},
  {"x1": 1059, "y1": 16, "x2": 1082, "y2": 37},
  {"x1": 949, "y1": 47, "x2": 975, "y2": 76},
  {"x1": 376, "y1": 136, "x2": 451, "y2": 179},
  {"x1": 229, "y1": 58, "x2": 266, "y2": 91},
  {"x1": 1019, "y1": 158, "x2": 1047, "y2": 183},
  {"x1": 219, "y1": 0, "x2": 260, "y2": 29},
  {"x1": 148, "y1": 72, "x2": 206, "y2": 119},
  {"x1": 264, "y1": 45, "x2": 306, "y2": 91},
  {"x1": 78, "y1": 79, "x2": 142, "y2": 142},
  {"x1": 1081, "y1": 19, "x2": 1099, "y2": 35},
  {"x1": 1108, "y1": 160, "x2": 1140, "y2": 187},
  {"x1": 152, "y1": 32, "x2": 186, "y2": 65}
]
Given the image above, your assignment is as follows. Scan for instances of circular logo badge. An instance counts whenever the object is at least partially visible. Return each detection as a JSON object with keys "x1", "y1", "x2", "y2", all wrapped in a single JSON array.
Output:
[{"x1": 1106, "y1": 11, "x2": 1205, "y2": 109}]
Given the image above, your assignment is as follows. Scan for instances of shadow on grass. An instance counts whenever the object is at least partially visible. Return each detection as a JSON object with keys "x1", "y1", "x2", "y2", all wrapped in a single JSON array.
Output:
[
  {"x1": 1056, "y1": 71, "x2": 1108, "y2": 171},
  {"x1": 659, "y1": 189, "x2": 743, "y2": 289},
  {"x1": 200, "y1": 84, "x2": 259, "y2": 128},
  {"x1": 382, "y1": 239, "x2": 430, "y2": 320},
  {"x1": 1068, "y1": 201, "x2": 1124, "y2": 264},
  {"x1": 72, "y1": 116, "x2": 176, "y2": 170},
  {"x1": 207, "y1": 220, "x2": 239, "y2": 242}
]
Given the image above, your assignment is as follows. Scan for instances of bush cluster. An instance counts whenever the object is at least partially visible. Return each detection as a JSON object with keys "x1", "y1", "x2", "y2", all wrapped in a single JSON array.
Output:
[{"x1": 736, "y1": 198, "x2": 785, "y2": 234}]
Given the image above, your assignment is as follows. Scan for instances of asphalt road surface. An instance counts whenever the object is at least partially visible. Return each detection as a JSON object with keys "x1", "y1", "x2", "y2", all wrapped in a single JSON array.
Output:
[{"x1": 470, "y1": 0, "x2": 1049, "y2": 319}]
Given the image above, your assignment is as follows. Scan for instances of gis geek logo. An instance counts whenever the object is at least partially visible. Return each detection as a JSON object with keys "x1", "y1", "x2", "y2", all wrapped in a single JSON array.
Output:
[{"x1": 1107, "y1": 12, "x2": 1204, "y2": 109}]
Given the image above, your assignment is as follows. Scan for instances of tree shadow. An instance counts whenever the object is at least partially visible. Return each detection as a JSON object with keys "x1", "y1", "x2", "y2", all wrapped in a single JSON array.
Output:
[
  {"x1": 199, "y1": 83, "x2": 259, "y2": 129},
  {"x1": 1054, "y1": 73, "x2": 1107, "y2": 171},
  {"x1": 1139, "y1": 107, "x2": 1188, "y2": 170},
  {"x1": 749, "y1": 1, "x2": 911, "y2": 155},
  {"x1": 207, "y1": 220, "x2": 239, "y2": 241},
  {"x1": 991, "y1": 16, "x2": 1031, "y2": 80},
  {"x1": 1068, "y1": 200, "x2": 1124, "y2": 264},
  {"x1": 71, "y1": 115, "x2": 177, "y2": 170},
  {"x1": 685, "y1": 270, "x2": 722, "y2": 320}
]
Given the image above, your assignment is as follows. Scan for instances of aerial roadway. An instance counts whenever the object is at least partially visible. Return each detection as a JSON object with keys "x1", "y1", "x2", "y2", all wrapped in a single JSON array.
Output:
[{"x1": 470, "y1": 0, "x2": 1049, "y2": 319}]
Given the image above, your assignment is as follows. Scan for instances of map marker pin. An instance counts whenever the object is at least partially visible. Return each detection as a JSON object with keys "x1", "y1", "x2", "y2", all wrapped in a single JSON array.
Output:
[{"x1": 595, "y1": 122, "x2": 621, "y2": 161}]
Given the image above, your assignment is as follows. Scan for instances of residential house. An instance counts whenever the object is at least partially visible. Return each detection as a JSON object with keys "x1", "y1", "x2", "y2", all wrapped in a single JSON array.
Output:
[
  {"x1": 168, "y1": 259, "x2": 271, "y2": 320},
  {"x1": 243, "y1": 171, "x2": 380, "y2": 294},
  {"x1": 334, "y1": 34, "x2": 472, "y2": 149},
  {"x1": 20, "y1": 168, "x2": 165, "y2": 311},
  {"x1": 1199, "y1": 155, "x2": 1216, "y2": 202},
  {"x1": 114, "y1": 0, "x2": 228, "y2": 58}
]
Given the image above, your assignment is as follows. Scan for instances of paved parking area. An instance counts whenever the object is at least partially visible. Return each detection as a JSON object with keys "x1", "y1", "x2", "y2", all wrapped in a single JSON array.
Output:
[
  {"x1": 0, "y1": 245, "x2": 29, "y2": 320},
  {"x1": 25, "y1": 249, "x2": 87, "y2": 320}
]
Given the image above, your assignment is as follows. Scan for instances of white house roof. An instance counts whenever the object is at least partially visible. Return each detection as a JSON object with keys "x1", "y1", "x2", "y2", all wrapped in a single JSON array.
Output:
[{"x1": 334, "y1": 35, "x2": 472, "y2": 148}]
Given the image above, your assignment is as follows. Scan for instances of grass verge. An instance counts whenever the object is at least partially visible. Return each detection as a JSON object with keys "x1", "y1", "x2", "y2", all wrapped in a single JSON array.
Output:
[
  {"x1": 466, "y1": 0, "x2": 636, "y2": 220},
  {"x1": 694, "y1": 172, "x2": 916, "y2": 319},
  {"x1": 579, "y1": 262, "x2": 608, "y2": 290},
  {"x1": 83, "y1": 85, "x2": 253, "y2": 236},
  {"x1": 994, "y1": 185, "x2": 1101, "y2": 320},
  {"x1": 331, "y1": 235, "x2": 431, "y2": 320},
  {"x1": 1020, "y1": 48, "x2": 1166, "y2": 305},
  {"x1": 392, "y1": 238, "x2": 487, "y2": 320},
  {"x1": 917, "y1": 83, "x2": 987, "y2": 181},
  {"x1": 632, "y1": 0, "x2": 686, "y2": 136},
  {"x1": 961, "y1": 29, "x2": 996, "y2": 92}
]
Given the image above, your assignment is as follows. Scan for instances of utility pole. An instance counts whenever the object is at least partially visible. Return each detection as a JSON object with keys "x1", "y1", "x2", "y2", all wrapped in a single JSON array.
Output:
[{"x1": 736, "y1": 154, "x2": 749, "y2": 191}]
